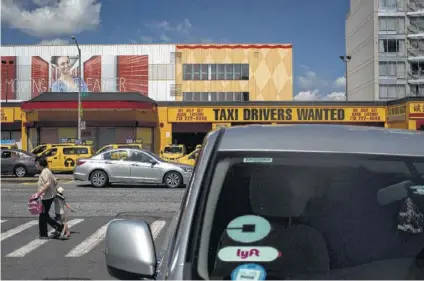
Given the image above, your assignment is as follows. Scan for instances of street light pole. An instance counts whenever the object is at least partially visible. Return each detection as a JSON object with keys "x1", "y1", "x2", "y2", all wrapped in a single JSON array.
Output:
[
  {"x1": 2, "y1": 60, "x2": 14, "y2": 102},
  {"x1": 339, "y1": 55, "x2": 351, "y2": 101},
  {"x1": 71, "y1": 36, "x2": 82, "y2": 140}
]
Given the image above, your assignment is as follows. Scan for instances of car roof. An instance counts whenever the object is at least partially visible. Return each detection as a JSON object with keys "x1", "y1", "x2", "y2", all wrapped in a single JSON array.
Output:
[{"x1": 218, "y1": 124, "x2": 424, "y2": 157}]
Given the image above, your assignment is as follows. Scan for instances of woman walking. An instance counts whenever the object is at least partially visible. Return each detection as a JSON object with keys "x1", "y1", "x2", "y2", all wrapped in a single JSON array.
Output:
[{"x1": 35, "y1": 156, "x2": 63, "y2": 239}]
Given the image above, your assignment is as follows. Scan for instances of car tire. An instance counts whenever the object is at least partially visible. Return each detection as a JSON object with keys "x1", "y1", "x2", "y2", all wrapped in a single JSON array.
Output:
[
  {"x1": 14, "y1": 165, "x2": 27, "y2": 178},
  {"x1": 90, "y1": 170, "x2": 109, "y2": 188},
  {"x1": 163, "y1": 171, "x2": 182, "y2": 188}
]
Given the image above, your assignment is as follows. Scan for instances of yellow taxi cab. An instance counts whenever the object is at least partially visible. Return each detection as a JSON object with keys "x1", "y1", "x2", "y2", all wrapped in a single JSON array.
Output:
[
  {"x1": 0, "y1": 140, "x2": 19, "y2": 149},
  {"x1": 41, "y1": 145, "x2": 94, "y2": 172},
  {"x1": 31, "y1": 143, "x2": 75, "y2": 156},
  {"x1": 96, "y1": 143, "x2": 143, "y2": 154},
  {"x1": 160, "y1": 144, "x2": 187, "y2": 162},
  {"x1": 176, "y1": 148, "x2": 200, "y2": 166}
]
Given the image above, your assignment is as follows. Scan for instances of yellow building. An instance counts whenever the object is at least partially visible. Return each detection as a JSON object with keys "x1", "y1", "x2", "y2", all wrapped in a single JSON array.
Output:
[{"x1": 174, "y1": 44, "x2": 293, "y2": 101}]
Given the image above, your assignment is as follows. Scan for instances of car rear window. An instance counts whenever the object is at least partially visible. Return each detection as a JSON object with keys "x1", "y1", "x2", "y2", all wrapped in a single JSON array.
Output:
[{"x1": 203, "y1": 152, "x2": 424, "y2": 280}]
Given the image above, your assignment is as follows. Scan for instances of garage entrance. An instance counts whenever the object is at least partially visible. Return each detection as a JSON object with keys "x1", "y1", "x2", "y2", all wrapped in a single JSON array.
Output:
[{"x1": 172, "y1": 123, "x2": 212, "y2": 153}]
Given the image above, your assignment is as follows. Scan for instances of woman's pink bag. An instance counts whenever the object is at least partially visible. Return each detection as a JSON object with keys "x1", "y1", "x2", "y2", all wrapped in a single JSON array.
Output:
[{"x1": 28, "y1": 193, "x2": 43, "y2": 215}]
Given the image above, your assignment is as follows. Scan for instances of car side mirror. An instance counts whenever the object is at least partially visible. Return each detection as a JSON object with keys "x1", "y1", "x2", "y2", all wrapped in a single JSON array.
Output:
[{"x1": 105, "y1": 219, "x2": 157, "y2": 280}]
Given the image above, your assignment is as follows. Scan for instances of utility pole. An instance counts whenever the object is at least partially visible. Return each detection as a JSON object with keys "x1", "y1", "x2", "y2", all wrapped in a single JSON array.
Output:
[
  {"x1": 2, "y1": 60, "x2": 14, "y2": 102},
  {"x1": 339, "y1": 55, "x2": 351, "y2": 101},
  {"x1": 71, "y1": 36, "x2": 82, "y2": 140}
]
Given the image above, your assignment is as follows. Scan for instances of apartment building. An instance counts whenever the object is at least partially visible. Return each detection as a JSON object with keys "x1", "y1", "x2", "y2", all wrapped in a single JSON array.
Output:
[{"x1": 346, "y1": 0, "x2": 424, "y2": 101}]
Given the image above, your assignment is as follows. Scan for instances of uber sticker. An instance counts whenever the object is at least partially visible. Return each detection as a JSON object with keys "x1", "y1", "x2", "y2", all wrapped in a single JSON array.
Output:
[
  {"x1": 231, "y1": 264, "x2": 266, "y2": 280},
  {"x1": 218, "y1": 246, "x2": 280, "y2": 262},
  {"x1": 243, "y1": 158, "x2": 273, "y2": 163},
  {"x1": 226, "y1": 215, "x2": 271, "y2": 243}
]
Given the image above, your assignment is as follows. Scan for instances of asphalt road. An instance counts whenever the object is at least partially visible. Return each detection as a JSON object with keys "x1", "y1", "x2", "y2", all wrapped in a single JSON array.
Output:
[{"x1": 1, "y1": 179, "x2": 185, "y2": 280}]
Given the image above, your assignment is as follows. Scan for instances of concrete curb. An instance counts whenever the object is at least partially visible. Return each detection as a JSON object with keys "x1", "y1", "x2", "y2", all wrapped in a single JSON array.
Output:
[{"x1": 1, "y1": 176, "x2": 74, "y2": 183}]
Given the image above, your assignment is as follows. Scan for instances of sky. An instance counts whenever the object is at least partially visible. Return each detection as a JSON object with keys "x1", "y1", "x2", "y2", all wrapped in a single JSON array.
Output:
[{"x1": 1, "y1": 0, "x2": 350, "y2": 101}]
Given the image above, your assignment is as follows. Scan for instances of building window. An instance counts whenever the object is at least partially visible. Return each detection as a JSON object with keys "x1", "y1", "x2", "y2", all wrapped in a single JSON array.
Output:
[
  {"x1": 379, "y1": 17, "x2": 405, "y2": 33},
  {"x1": 210, "y1": 64, "x2": 217, "y2": 80},
  {"x1": 379, "y1": 61, "x2": 405, "y2": 77},
  {"x1": 379, "y1": 39, "x2": 405, "y2": 54},
  {"x1": 241, "y1": 64, "x2": 249, "y2": 80},
  {"x1": 182, "y1": 64, "x2": 250, "y2": 80},
  {"x1": 379, "y1": 84, "x2": 406, "y2": 99},
  {"x1": 379, "y1": 0, "x2": 404, "y2": 11},
  {"x1": 183, "y1": 92, "x2": 250, "y2": 101},
  {"x1": 183, "y1": 64, "x2": 192, "y2": 80},
  {"x1": 410, "y1": 62, "x2": 424, "y2": 76},
  {"x1": 217, "y1": 64, "x2": 225, "y2": 80}
]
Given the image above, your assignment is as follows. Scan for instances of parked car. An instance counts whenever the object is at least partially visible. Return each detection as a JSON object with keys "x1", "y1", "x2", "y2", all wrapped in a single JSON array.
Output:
[
  {"x1": 104, "y1": 124, "x2": 424, "y2": 280},
  {"x1": 1, "y1": 149, "x2": 37, "y2": 177},
  {"x1": 73, "y1": 148, "x2": 193, "y2": 188}
]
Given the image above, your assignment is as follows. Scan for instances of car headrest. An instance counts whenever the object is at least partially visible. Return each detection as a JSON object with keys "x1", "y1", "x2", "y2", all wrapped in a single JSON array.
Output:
[
  {"x1": 377, "y1": 180, "x2": 411, "y2": 206},
  {"x1": 249, "y1": 167, "x2": 315, "y2": 218}
]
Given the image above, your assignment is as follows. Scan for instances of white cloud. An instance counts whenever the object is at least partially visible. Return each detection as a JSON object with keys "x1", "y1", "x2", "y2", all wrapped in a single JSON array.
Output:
[
  {"x1": 147, "y1": 18, "x2": 192, "y2": 34},
  {"x1": 159, "y1": 34, "x2": 171, "y2": 42},
  {"x1": 333, "y1": 76, "x2": 346, "y2": 88},
  {"x1": 294, "y1": 90, "x2": 346, "y2": 101},
  {"x1": 297, "y1": 67, "x2": 329, "y2": 90},
  {"x1": 1, "y1": 0, "x2": 102, "y2": 37},
  {"x1": 38, "y1": 38, "x2": 68, "y2": 45},
  {"x1": 140, "y1": 36, "x2": 153, "y2": 43}
]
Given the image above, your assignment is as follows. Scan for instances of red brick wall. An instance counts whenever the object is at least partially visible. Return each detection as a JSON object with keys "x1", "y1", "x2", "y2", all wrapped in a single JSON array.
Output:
[
  {"x1": 31, "y1": 56, "x2": 49, "y2": 98},
  {"x1": 84, "y1": 56, "x2": 101, "y2": 92},
  {"x1": 117, "y1": 55, "x2": 148, "y2": 95},
  {"x1": 1, "y1": 56, "x2": 16, "y2": 100}
]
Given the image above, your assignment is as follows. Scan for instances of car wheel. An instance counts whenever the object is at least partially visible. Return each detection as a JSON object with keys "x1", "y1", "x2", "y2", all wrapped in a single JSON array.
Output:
[
  {"x1": 90, "y1": 170, "x2": 108, "y2": 188},
  {"x1": 164, "y1": 171, "x2": 182, "y2": 188},
  {"x1": 14, "y1": 165, "x2": 27, "y2": 178}
]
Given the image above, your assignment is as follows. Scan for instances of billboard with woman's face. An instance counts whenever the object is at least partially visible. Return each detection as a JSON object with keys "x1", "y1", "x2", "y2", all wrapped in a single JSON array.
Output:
[{"x1": 1, "y1": 54, "x2": 150, "y2": 100}]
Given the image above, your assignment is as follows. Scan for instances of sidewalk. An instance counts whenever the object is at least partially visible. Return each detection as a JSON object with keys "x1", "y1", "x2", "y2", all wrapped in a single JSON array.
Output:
[{"x1": 1, "y1": 174, "x2": 74, "y2": 183}]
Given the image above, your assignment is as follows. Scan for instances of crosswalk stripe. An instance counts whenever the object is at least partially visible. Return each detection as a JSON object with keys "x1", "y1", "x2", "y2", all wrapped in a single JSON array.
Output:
[
  {"x1": 6, "y1": 219, "x2": 84, "y2": 257},
  {"x1": 1, "y1": 220, "x2": 38, "y2": 241},
  {"x1": 65, "y1": 222, "x2": 110, "y2": 258},
  {"x1": 1, "y1": 220, "x2": 7, "y2": 223},
  {"x1": 150, "y1": 220, "x2": 166, "y2": 240}
]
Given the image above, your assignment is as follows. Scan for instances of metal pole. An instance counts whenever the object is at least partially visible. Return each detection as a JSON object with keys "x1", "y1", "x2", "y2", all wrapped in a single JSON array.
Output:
[
  {"x1": 339, "y1": 55, "x2": 351, "y2": 101},
  {"x1": 71, "y1": 36, "x2": 82, "y2": 140},
  {"x1": 345, "y1": 60, "x2": 348, "y2": 101}
]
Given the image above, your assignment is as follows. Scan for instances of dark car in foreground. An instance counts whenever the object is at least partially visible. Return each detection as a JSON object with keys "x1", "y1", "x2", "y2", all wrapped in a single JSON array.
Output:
[
  {"x1": 104, "y1": 124, "x2": 424, "y2": 280},
  {"x1": 1, "y1": 149, "x2": 37, "y2": 177}
]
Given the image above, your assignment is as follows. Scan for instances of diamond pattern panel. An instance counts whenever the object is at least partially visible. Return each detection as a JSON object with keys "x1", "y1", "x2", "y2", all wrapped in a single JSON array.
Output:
[{"x1": 176, "y1": 44, "x2": 293, "y2": 101}]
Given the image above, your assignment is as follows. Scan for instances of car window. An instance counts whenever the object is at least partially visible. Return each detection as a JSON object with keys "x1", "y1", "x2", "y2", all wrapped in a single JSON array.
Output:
[
  {"x1": 1, "y1": 151, "x2": 11, "y2": 158},
  {"x1": 32, "y1": 145, "x2": 47, "y2": 154},
  {"x1": 202, "y1": 152, "x2": 424, "y2": 280},
  {"x1": 117, "y1": 144, "x2": 139, "y2": 149},
  {"x1": 129, "y1": 151, "x2": 152, "y2": 163},
  {"x1": 97, "y1": 145, "x2": 112, "y2": 154},
  {"x1": 43, "y1": 148, "x2": 57, "y2": 157},
  {"x1": 103, "y1": 150, "x2": 130, "y2": 161},
  {"x1": 164, "y1": 146, "x2": 182, "y2": 153}
]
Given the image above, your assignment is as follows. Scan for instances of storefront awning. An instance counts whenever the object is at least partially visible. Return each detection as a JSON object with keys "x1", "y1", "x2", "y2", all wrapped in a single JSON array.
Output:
[{"x1": 21, "y1": 92, "x2": 156, "y2": 111}]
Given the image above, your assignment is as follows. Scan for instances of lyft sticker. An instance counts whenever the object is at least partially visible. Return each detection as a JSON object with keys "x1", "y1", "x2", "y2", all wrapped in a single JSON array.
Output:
[{"x1": 218, "y1": 246, "x2": 280, "y2": 262}]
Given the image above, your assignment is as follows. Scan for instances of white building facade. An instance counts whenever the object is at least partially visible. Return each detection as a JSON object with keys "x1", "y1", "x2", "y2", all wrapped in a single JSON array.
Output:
[
  {"x1": 346, "y1": 0, "x2": 424, "y2": 101},
  {"x1": 1, "y1": 44, "x2": 178, "y2": 102}
]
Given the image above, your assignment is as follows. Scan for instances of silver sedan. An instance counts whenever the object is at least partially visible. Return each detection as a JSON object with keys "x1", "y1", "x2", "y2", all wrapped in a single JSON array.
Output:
[{"x1": 73, "y1": 148, "x2": 193, "y2": 188}]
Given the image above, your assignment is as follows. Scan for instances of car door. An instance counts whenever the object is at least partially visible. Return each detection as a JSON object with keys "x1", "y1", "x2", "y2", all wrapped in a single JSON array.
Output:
[
  {"x1": 45, "y1": 148, "x2": 62, "y2": 171},
  {"x1": 1, "y1": 150, "x2": 14, "y2": 174},
  {"x1": 103, "y1": 149, "x2": 132, "y2": 182},
  {"x1": 128, "y1": 150, "x2": 162, "y2": 183}
]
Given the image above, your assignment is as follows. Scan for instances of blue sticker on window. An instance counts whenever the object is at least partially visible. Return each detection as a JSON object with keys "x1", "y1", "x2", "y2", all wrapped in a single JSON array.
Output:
[{"x1": 231, "y1": 263, "x2": 266, "y2": 280}]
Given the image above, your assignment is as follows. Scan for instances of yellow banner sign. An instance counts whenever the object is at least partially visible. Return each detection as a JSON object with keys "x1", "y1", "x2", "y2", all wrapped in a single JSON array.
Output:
[
  {"x1": 410, "y1": 102, "x2": 424, "y2": 114},
  {"x1": 168, "y1": 107, "x2": 386, "y2": 123},
  {"x1": 1, "y1": 108, "x2": 16, "y2": 123}
]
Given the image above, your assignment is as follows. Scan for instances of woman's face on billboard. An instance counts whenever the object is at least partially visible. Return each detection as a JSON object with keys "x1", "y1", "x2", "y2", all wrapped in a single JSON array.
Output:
[{"x1": 57, "y1": 56, "x2": 71, "y2": 74}]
